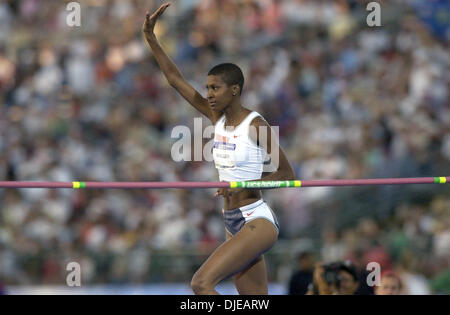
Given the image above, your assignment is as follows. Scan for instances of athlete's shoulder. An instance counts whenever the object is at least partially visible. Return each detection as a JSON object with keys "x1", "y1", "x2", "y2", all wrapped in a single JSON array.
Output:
[
  {"x1": 250, "y1": 114, "x2": 269, "y2": 128},
  {"x1": 248, "y1": 113, "x2": 271, "y2": 146}
]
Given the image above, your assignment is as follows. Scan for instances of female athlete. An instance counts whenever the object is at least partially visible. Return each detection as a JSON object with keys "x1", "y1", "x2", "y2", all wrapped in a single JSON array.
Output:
[{"x1": 143, "y1": 2, "x2": 295, "y2": 295}]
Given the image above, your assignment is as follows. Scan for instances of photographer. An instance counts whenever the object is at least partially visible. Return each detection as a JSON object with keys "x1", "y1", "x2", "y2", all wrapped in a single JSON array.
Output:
[{"x1": 306, "y1": 261, "x2": 360, "y2": 295}]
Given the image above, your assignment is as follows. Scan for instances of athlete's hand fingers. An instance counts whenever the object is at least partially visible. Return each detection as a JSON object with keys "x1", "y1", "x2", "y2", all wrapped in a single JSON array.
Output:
[
  {"x1": 143, "y1": 11, "x2": 151, "y2": 33},
  {"x1": 228, "y1": 188, "x2": 244, "y2": 195},
  {"x1": 150, "y1": 2, "x2": 171, "y2": 21},
  {"x1": 159, "y1": 2, "x2": 171, "y2": 15},
  {"x1": 215, "y1": 188, "x2": 231, "y2": 197},
  {"x1": 144, "y1": 2, "x2": 170, "y2": 35},
  {"x1": 214, "y1": 187, "x2": 247, "y2": 197}
]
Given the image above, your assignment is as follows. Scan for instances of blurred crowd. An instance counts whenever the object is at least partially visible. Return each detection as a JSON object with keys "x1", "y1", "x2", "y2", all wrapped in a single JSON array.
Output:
[
  {"x1": 286, "y1": 193, "x2": 450, "y2": 294},
  {"x1": 0, "y1": 0, "x2": 449, "y2": 293}
]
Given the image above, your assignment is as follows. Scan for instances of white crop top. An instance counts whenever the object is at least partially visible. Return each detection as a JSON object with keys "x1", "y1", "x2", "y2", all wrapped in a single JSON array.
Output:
[{"x1": 213, "y1": 111, "x2": 266, "y2": 182}]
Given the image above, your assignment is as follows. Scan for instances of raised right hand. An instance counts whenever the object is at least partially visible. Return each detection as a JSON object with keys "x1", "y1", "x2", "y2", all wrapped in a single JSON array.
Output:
[{"x1": 143, "y1": 2, "x2": 171, "y2": 40}]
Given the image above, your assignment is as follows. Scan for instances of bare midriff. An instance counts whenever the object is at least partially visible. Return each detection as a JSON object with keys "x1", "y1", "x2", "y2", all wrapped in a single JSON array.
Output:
[{"x1": 223, "y1": 188, "x2": 262, "y2": 210}]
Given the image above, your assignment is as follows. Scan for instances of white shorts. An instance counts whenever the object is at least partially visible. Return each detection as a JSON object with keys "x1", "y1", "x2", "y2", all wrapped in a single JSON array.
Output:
[{"x1": 222, "y1": 199, "x2": 280, "y2": 236}]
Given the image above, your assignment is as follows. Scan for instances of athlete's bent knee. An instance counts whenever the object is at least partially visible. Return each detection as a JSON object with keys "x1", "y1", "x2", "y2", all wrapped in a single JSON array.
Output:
[{"x1": 191, "y1": 272, "x2": 213, "y2": 295}]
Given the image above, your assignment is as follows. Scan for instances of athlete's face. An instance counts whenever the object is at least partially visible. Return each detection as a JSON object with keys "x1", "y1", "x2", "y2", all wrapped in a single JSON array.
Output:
[{"x1": 206, "y1": 75, "x2": 235, "y2": 112}]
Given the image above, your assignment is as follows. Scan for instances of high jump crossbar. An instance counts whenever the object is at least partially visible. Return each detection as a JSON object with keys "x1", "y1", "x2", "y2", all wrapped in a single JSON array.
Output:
[{"x1": 0, "y1": 177, "x2": 448, "y2": 189}]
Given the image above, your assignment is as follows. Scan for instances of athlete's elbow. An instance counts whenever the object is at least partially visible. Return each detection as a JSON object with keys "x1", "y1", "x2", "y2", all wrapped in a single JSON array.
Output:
[
  {"x1": 167, "y1": 71, "x2": 185, "y2": 86},
  {"x1": 167, "y1": 77, "x2": 177, "y2": 87},
  {"x1": 166, "y1": 73, "x2": 179, "y2": 86},
  {"x1": 284, "y1": 172, "x2": 296, "y2": 180},
  {"x1": 285, "y1": 166, "x2": 296, "y2": 180},
  {"x1": 277, "y1": 167, "x2": 295, "y2": 180}
]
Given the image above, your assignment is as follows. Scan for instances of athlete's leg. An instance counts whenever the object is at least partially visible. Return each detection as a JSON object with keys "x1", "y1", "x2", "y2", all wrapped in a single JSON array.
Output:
[
  {"x1": 191, "y1": 218, "x2": 277, "y2": 295},
  {"x1": 226, "y1": 230, "x2": 269, "y2": 294}
]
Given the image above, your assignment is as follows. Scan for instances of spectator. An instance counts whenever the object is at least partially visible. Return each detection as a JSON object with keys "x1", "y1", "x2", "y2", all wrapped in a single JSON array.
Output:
[
  {"x1": 375, "y1": 271, "x2": 403, "y2": 295},
  {"x1": 288, "y1": 251, "x2": 315, "y2": 295},
  {"x1": 307, "y1": 261, "x2": 360, "y2": 295}
]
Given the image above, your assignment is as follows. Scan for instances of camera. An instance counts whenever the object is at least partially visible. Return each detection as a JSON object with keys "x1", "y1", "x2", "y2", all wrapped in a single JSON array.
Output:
[{"x1": 323, "y1": 262, "x2": 345, "y2": 287}]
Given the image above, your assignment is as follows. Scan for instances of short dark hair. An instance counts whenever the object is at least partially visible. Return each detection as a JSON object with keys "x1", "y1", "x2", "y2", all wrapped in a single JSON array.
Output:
[
  {"x1": 322, "y1": 261, "x2": 359, "y2": 283},
  {"x1": 339, "y1": 261, "x2": 359, "y2": 282},
  {"x1": 207, "y1": 63, "x2": 244, "y2": 95}
]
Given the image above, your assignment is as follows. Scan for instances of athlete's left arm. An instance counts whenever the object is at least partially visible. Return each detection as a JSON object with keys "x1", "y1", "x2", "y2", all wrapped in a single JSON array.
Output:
[{"x1": 250, "y1": 117, "x2": 295, "y2": 181}]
